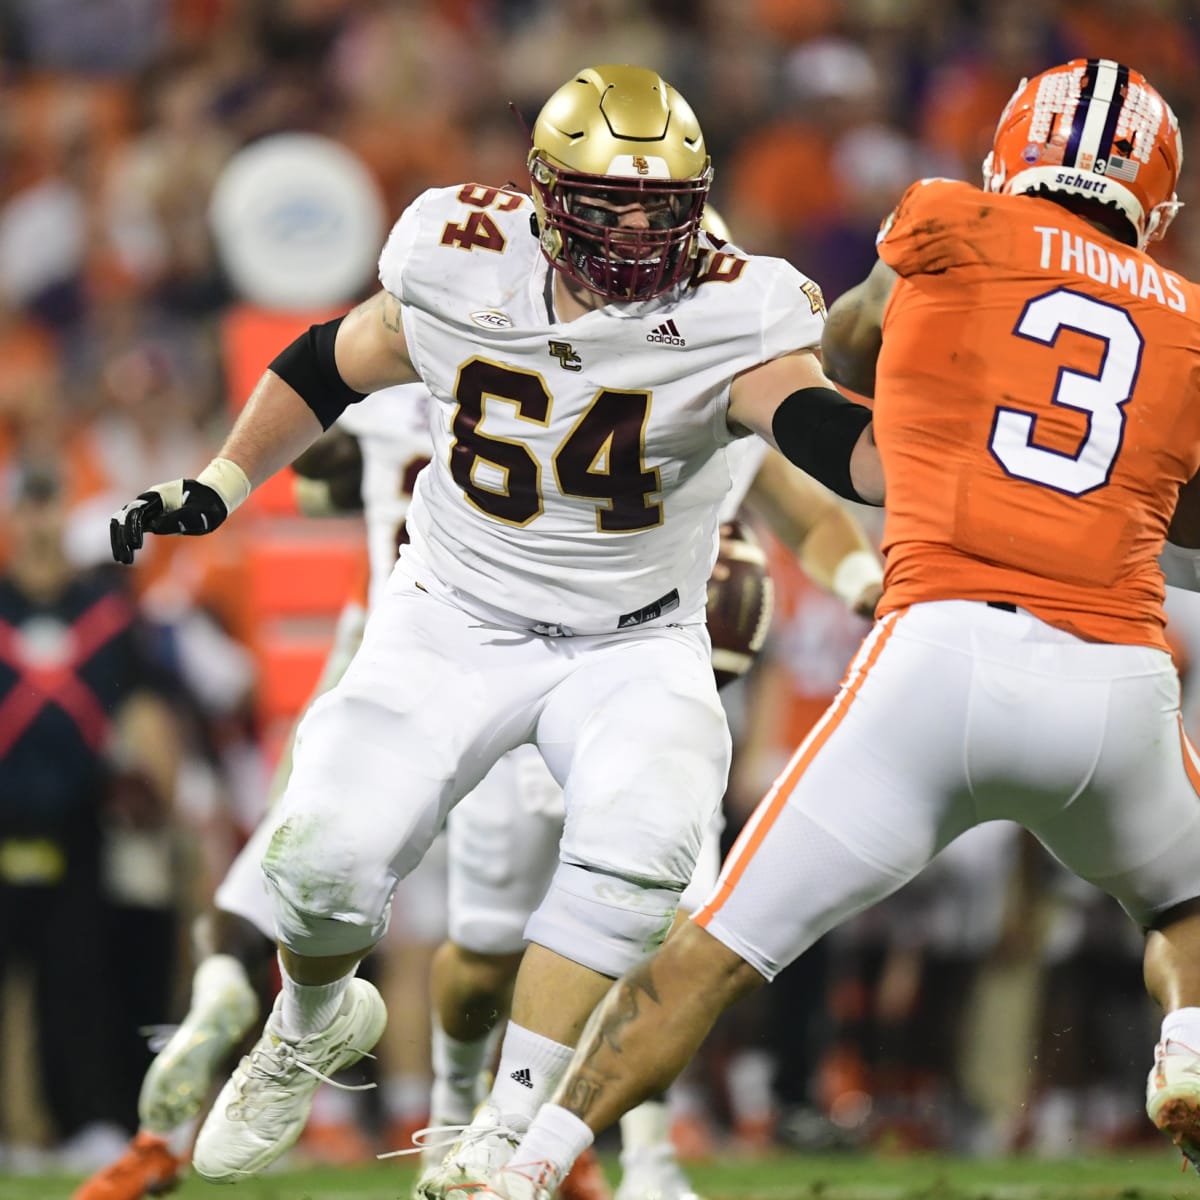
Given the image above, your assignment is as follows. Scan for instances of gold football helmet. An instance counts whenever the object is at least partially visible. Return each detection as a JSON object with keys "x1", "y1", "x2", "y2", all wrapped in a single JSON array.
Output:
[{"x1": 528, "y1": 64, "x2": 712, "y2": 301}]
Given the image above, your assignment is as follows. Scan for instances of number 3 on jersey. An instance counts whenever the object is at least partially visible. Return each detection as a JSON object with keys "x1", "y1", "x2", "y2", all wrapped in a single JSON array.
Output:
[
  {"x1": 450, "y1": 358, "x2": 662, "y2": 531},
  {"x1": 989, "y1": 288, "x2": 1144, "y2": 496}
]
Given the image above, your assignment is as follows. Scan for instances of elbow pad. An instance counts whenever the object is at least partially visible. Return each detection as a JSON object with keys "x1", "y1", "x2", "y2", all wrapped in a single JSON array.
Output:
[
  {"x1": 1160, "y1": 541, "x2": 1200, "y2": 591},
  {"x1": 771, "y1": 387, "x2": 873, "y2": 503},
  {"x1": 269, "y1": 316, "x2": 368, "y2": 430}
]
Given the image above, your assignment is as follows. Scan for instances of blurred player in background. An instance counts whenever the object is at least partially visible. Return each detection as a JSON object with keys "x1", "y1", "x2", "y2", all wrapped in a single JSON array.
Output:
[
  {"x1": 463, "y1": 58, "x2": 1200, "y2": 1198},
  {"x1": 108, "y1": 62, "x2": 881, "y2": 1187}
]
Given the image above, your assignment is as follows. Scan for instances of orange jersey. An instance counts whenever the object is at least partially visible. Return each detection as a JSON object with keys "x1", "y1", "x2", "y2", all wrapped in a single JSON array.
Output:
[{"x1": 874, "y1": 178, "x2": 1200, "y2": 650}]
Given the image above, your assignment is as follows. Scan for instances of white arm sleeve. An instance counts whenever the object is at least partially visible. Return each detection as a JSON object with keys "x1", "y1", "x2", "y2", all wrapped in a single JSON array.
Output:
[{"x1": 1160, "y1": 541, "x2": 1200, "y2": 591}]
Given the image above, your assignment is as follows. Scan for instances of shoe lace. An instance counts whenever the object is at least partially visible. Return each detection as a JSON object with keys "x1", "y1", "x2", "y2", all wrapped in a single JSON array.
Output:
[
  {"x1": 376, "y1": 1114, "x2": 526, "y2": 1162},
  {"x1": 378, "y1": 1122, "x2": 470, "y2": 1161},
  {"x1": 225, "y1": 1038, "x2": 376, "y2": 1122}
]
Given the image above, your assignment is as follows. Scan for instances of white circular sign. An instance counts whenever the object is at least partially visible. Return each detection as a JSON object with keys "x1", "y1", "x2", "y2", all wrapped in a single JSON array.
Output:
[{"x1": 209, "y1": 133, "x2": 386, "y2": 312}]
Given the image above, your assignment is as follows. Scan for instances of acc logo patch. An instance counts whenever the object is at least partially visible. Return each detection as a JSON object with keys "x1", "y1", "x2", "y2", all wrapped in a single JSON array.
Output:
[{"x1": 470, "y1": 309, "x2": 513, "y2": 329}]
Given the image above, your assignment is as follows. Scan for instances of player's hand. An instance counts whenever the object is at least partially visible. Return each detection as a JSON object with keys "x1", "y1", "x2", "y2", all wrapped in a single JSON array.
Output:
[
  {"x1": 852, "y1": 581, "x2": 883, "y2": 619},
  {"x1": 110, "y1": 478, "x2": 229, "y2": 564}
]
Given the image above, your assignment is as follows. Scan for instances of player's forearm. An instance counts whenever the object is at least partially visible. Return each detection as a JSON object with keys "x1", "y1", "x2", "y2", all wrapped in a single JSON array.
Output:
[
  {"x1": 796, "y1": 504, "x2": 883, "y2": 607},
  {"x1": 215, "y1": 371, "x2": 326, "y2": 490},
  {"x1": 747, "y1": 453, "x2": 882, "y2": 602}
]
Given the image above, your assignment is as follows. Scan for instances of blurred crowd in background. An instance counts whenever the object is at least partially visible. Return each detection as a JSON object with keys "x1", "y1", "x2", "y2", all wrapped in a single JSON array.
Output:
[{"x1": 3, "y1": 0, "x2": 1200, "y2": 1177}]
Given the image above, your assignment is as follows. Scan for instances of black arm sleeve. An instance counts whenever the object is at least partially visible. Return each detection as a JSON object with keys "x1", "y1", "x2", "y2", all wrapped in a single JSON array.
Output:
[
  {"x1": 268, "y1": 316, "x2": 369, "y2": 430},
  {"x1": 771, "y1": 387, "x2": 874, "y2": 504}
]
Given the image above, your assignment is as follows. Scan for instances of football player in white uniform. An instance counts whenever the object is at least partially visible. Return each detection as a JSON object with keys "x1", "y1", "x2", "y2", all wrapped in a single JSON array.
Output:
[
  {"x1": 109, "y1": 64, "x2": 881, "y2": 1186},
  {"x1": 419, "y1": 216, "x2": 882, "y2": 1200}
]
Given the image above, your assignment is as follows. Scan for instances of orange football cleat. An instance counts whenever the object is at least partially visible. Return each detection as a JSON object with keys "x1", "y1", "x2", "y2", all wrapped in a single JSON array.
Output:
[
  {"x1": 296, "y1": 1118, "x2": 376, "y2": 1166},
  {"x1": 669, "y1": 1113, "x2": 716, "y2": 1162},
  {"x1": 731, "y1": 1113, "x2": 776, "y2": 1157},
  {"x1": 72, "y1": 1131, "x2": 185, "y2": 1200},
  {"x1": 557, "y1": 1146, "x2": 613, "y2": 1200}
]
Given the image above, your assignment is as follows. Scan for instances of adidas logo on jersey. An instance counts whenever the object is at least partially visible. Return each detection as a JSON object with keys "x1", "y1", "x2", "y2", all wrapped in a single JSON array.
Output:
[
  {"x1": 646, "y1": 319, "x2": 686, "y2": 346},
  {"x1": 510, "y1": 1068, "x2": 533, "y2": 1088}
]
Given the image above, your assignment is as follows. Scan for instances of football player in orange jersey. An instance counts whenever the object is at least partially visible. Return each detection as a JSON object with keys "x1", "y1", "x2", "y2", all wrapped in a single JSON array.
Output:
[{"x1": 459, "y1": 59, "x2": 1200, "y2": 1199}]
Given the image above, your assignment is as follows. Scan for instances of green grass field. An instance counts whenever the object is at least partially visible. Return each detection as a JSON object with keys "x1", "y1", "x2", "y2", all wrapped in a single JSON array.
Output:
[{"x1": 9, "y1": 1151, "x2": 1200, "y2": 1200}]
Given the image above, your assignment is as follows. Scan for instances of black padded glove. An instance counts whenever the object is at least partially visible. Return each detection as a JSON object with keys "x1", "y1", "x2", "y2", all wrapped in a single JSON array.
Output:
[{"x1": 110, "y1": 478, "x2": 229, "y2": 564}]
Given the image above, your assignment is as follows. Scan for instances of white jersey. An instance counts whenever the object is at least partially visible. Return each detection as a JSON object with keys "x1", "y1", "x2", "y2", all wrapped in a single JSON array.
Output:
[
  {"x1": 720, "y1": 436, "x2": 768, "y2": 524},
  {"x1": 378, "y1": 183, "x2": 823, "y2": 635},
  {"x1": 337, "y1": 384, "x2": 434, "y2": 611}
]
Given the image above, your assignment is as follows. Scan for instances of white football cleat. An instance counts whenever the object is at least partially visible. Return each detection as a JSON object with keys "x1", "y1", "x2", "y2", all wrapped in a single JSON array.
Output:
[
  {"x1": 414, "y1": 1104, "x2": 527, "y2": 1200},
  {"x1": 191, "y1": 978, "x2": 386, "y2": 1182},
  {"x1": 416, "y1": 1068, "x2": 494, "y2": 1170},
  {"x1": 138, "y1": 954, "x2": 260, "y2": 1133},
  {"x1": 444, "y1": 1164, "x2": 556, "y2": 1200},
  {"x1": 615, "y1": 1146, "x2": 703, "y2": 1200},
  {"x1": 1146, "y1": 1038, "x2": 1200, "y2": 1171}
]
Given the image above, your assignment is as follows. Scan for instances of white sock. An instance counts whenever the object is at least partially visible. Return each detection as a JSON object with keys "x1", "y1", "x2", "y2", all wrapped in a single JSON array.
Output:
[
  {"x1": 431, "y1": 1020, "x2": 502, "y2": 1123},
  {"x1": 277, "y1": 956, "x2": 354, "y2": 1041},
  {"x1": 619, "y1": 1099, "x2": 672, "y2": 1163},
  {"x1": 507, "y1": 1103, "x2": 594, "y2": 1191},
  {"x1": 1162, "y1": 1006, "x2": 1200, "y2": 1052},
  {"x1": 488, "y1": 1022, "x2": 574, "y2": 1120}
]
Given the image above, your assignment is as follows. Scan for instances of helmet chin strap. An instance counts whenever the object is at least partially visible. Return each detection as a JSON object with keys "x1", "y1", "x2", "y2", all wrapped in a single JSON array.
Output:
[
  {"x1": 980, "y1": 151, "x2": 1005, "y2": 193},
  {"x1": 1144, "y1": 197, "x2": 1184, "y2": 247}
]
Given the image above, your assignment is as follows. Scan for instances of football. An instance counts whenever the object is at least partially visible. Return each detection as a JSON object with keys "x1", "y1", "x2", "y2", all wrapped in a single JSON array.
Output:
[{"x1": 707, "y1": 519, "x2": 774, "y2": 689}]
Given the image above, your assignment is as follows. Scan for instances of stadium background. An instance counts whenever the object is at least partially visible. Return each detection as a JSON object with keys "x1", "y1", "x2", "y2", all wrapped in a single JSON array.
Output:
[{"x1": 3, "y1": 0, "x2": 1200, "y2": 1194}]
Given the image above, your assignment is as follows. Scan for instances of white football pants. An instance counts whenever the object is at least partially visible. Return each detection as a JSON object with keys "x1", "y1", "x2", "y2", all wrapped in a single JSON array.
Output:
[
  {"x1": 696, "y1": 599, "x2": 1200, "y2": 980},
  {"x1": 260, "y1": 569, "x2": 730, "y2": 958}
]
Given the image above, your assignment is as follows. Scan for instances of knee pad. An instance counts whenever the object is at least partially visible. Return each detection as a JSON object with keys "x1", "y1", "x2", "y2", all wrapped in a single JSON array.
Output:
[
  {"x1": 523, "y1": 861, "x2": 682, "y2": 978},
  {"x1": 262, "y1": 814, "x2": 392, "y2": 957},
  {"x1": 266, "y1": 878, "x2": 391, "y2": 957}
]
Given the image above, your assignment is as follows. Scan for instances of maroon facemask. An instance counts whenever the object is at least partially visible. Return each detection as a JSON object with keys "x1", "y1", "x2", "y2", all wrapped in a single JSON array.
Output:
[{"x1": 530, "y1": 157, "x2": 711, "y2": 301}]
